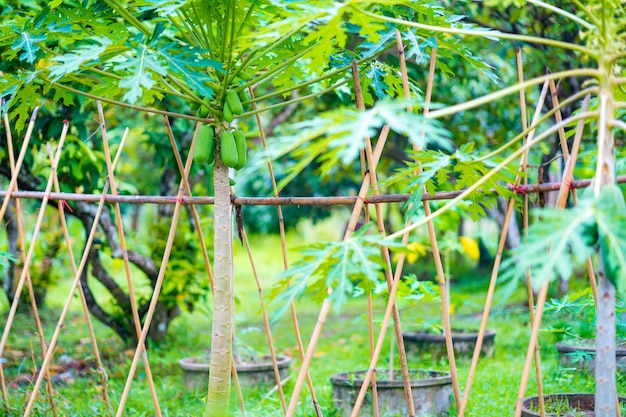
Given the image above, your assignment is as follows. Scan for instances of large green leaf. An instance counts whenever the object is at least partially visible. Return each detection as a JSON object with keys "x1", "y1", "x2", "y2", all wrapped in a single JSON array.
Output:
[
  {"x1": 267, "y1": 226, "x2": 387, "y2": 318},
  {"x1": 596, "y1": 184, "x2": 626, "y2": 293}
]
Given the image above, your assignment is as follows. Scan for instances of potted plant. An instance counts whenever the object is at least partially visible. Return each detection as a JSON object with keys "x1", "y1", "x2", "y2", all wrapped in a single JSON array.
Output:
[
  {"x1": 179, "y1": 350, "x2": 291, "y2": 392},
  {"x1": 545, "y1": 290, "x2": 626, "y2": 372},
  {"x1": 520, "y1": 393, "x2": 626, "y2": 417},
  {"x1": 330, "y1": 369, "x2": 453, "y2": 417}
]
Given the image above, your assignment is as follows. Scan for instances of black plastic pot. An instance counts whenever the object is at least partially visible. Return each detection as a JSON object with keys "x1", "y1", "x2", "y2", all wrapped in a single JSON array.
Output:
[
  {"x1": 330, "y1": 369, "x2": 453, "y2": 417},
  {"x1": 521, "y1": 393, "x2": 626, "y2": 416},
  {"x1": 179, "y1": 354, "x2": 291, "y2": 391},
  {"x1": 403, "y1": 329, "x2": 496, "y2": 359}
]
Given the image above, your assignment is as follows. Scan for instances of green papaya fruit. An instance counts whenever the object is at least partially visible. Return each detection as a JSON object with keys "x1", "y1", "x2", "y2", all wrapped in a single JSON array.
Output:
[
  {"x1": 193, "y1": 125, "x2": 215, "y2": 164},
  {"x1": 223, "y1": 101, "x2": 234, "y2": 123},
  {"x1": 225, "y1": 90, "x2": 244, "y2": 115},
  {"x1": 233, "y1": 130, "x2": 247, "y2": 170},
  {"x1": 220, "y1": 131, "x2": 238, "y2": 168}
]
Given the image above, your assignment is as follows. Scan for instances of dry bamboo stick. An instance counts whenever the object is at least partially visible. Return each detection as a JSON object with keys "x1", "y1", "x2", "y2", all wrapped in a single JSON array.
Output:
[
  {"x1": 96, "y1": 103, "x2": 163, "y2": 417},
  {"x1": 355, "y1": 76, "x2": 380, "y2": 417},
  {"x1": 518, "y1": 50, "x2": 546, "y2": 417},
  {"x1": 396, "y1": 37, "x2": 463, "y2": 411},
  {"x1": 514, "y1": 96, "x2": 590, "y2": 417},
  {"x1": 351, "y1": 57, "x2": 415, "y2": 416},
  {"x1": 114, "y1": 122, "x2": 198, "y2": 417},
  {"x1": 548, "y1": 81, "x2": 599, "y2": 302},
  {"x1": 2, "y1": 176, "x2": 624, "y2": 207},
  {"x1": 26, "y1": 135, "x2": 126, "y2": 415},
  {"x1": 248, "y1": 86, "x2": 321, "y2": 415},
  {"x1": 285, "y1": 128, "x2": 389, "y2": 417},
  {"x1": 0, "y1": 107, "x2": 38, "y2": 229},
  {"x1": 23, "y1": 155, "x2": 108, "y2": 417},
  {"x1": 458, "y1": 80, "x2": 551, "y2": 417},
  {"x1": 239, "y1": 223, "x2": 287, "y2": 413},
  {"x1": 0, "y1": 122, "x2": 65, "y2": 365},
  {"x1": 3, "y1": 114, "x2": 57, "y2": 416},
  {"x1": 47, "y1": 148, "x2": 111, "y2": 410}
]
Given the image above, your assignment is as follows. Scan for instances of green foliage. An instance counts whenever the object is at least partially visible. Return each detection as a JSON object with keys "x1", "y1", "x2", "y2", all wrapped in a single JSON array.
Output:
[
  {"x1": 383, "y1": 142, "x2": 521, "y2": 220},
  {"x1": 266, "y1": 99, "x2": 451, "y2": 191},
  {"x1": 268, "y1": 225, "x2": 388, "y2": 318},
  {"x1": 502, "y1": 185, "x2": 626, "y2": 295}
]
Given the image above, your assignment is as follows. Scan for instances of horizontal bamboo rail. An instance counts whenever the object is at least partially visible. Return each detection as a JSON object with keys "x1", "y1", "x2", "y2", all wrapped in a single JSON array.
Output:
[{"x1": 2, "y1": 176, "x2": 625, "y2": 206}]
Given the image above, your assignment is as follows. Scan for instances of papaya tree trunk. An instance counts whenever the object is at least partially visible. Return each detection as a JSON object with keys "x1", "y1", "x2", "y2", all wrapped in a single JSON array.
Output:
[
  {"x1": 595, "y1": 62, "x2": 616, "y2": 416},
  {"x1": 205, "y1": 150, "x2": 234, "y2": 417}
]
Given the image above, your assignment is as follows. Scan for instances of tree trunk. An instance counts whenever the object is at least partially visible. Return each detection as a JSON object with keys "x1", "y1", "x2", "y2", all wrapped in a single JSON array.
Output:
[
  {"x1": 595, "y1": 67, "x2": 616, "y2": 416},
  {"x1": 205, "y1": 149, "x2": 234, "y2": 417}
]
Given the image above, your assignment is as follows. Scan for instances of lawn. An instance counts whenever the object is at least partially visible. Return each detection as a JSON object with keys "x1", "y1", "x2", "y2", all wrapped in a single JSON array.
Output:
[{"x1": 0, "y1": 214, "x2": 623, "y2": 417}]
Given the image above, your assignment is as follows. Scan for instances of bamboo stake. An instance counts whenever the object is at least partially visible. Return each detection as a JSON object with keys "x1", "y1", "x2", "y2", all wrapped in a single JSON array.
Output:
[
  {"x1": 239, "y1": 222, "x2": 287, "y2": 413},
  {"x1": 96, "y1": 102, "x2": 163, "y2": 417},
  {"x1": 23, "y1": 140, "x2": 108, "y2": 417},
  {"x1": 285, "y1": 129, "x2": 389, "y2": 417},
  {"x1": 394, "y1": 33, "x2": 461, "y2": 410},
  {"x1": 548, "y1": 81, "x2": 599, "y2": 302},
  {"x1": 514, "y1": 96, "x2": 591, "y2": 417},
  {"x1": 354, "y1": 74, "x2": 380, "y2": 417},
  {"x1": 458, "y1": 80, "x2": 551, "y2": 417},
  {"x1": 162, "y1": 117, "x2": 247, "y2": 415},
  {"x1": 0, "y1": 121, "x2": 65, "y2": 362},
  {"x1": 0, "y1": 107, "x2": 38, "y2": 228},
  {"x1": 114, "y1": 123, "x2": 198, "y2": 417},
  {"x1": 47, "y1": 147, "x2": 112, "y2": 410},
  {"x1": 517, "y1": 50, "x2": 546, "y2": 417},
  {"x1": 351, "y1": 57, "x2": 415, "y2": 416},
  {"x1": 2, "y1": 176, "x2": 624, "y2": 207},
  {"x1": 3, "y1": 112, "x2": 57, "y2": 416},
  {"x1": 248, "y1": 86, "x2": 321, "y2": 415}
]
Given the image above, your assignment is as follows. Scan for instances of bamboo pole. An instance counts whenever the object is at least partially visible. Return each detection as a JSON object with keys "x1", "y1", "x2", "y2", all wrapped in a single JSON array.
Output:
[
  {"x1": 0, "y1": 120, "x2": 65, "y2": 366},
  {"x1": 47, "y1": 146, "x2": 112, "y2": 410},
  {"x1": 514, "y1": 96, "x2": 591, "y2": 417},
  {"x1": 351, "y1": 57, "x2": 415, "y2": 416},
  {"x1": 285, "y1": 129, "x2": 389, "y2": 417},
  {"x1": 23, "y1": 144, "x2": 109, "y2": 417},
  {"x1": 2, "y1": 176, "x2": 624, "y2": 207},
  {"x1": 458, "y1": 80, "x2": 551, "y2": 417},
  {"x1": 354, "y1": 68, "x2": 380, "y2": 417},
  {"x1": 96, "y1": 102, "x2": 163, "y2": 417},
  {"x1": 3, "y1": 114, "x2": 57, "y2": 416},
  {"x1": 547, "y1": 81, "x2": 599, "y2": 302},
  {"x1": 114, "y1": 122, "x2": 199, "y2": 417},
  {"x1": 248, "y1": 86, "x2": 321, "y2": 415},
  {"x1": 239, "y1": 222, "x2": 287, "y2": 413},
  {"x1": 0, "y1": 107, "x2": 38, "y2": 229},
  {"x1": 398, "y1": 35, "x2": 463, "y2": 410},
  {"x1": 517, "y1": 50, "x2": 546, "y2": 417}
]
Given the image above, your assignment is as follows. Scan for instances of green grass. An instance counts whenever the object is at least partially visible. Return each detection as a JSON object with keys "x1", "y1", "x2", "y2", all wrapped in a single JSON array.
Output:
[{"x1": 0, "y1": 216, "x2": 625, "y2": 416}]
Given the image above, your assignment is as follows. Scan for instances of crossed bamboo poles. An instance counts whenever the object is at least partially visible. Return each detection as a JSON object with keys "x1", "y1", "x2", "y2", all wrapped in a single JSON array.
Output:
[{"x1": 0, "y1": 50, "x2": 613, "y2": 417}]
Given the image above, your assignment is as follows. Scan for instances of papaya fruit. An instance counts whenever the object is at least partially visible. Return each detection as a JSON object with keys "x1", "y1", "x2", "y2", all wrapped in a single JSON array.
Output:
[
  {"x1": 193, "y1": 125, "x2": 215, "y2": 164},
  {"x1": 220, "y1": 131, "x2": 238, "y2": 168},
  {"x1": 225, "y1": 90, "x2": 244, "y2": 115},
  {"x1": 223, "y1": 101, "x2": 234, "y2": 123},
  {"x1": 233, "y1": 130, "x2": 247, "y2": 170}
]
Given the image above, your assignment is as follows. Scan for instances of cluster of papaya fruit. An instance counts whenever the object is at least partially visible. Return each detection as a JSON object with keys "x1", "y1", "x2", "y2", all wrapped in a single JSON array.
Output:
[
  {"x1": 193, "y1": 88, "x2": 248, "y2": 172},
  {"x1": 193, "y1": 124, "x2": 247, "y2": 170}
]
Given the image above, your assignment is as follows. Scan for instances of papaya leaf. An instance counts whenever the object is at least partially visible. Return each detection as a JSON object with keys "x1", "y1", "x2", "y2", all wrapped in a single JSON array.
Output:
[
  {"x1": 11, "y1": 30, "x2": 47, "y2": 63},
  {"x1": 267, "y1": 226, "x2": 387, "y2": 319},
  {"x1": 595, "y1": 184, "x2": 626, "y2": 294},
  {"x1": 115, "y1": 43, "x2": 168, "y2": 104},
  {"x1": 49, "y1": 36, "x2": 112, "y2": 79},
  {"x1": 500, "y1": 206, "x2": 595, "y2": 291}
]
